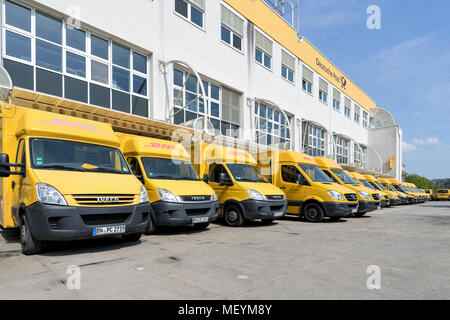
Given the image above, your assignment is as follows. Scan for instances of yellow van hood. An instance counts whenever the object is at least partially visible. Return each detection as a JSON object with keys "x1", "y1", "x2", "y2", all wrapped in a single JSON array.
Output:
[
  {"x1": 148, "y1": 180, "x2": 214, "y2": 196},
  {"x1": 343, "y1": 183, "x2": 374, "y2": 194},
  {"x1": 318, "y1": 182, "x2": 356, "y2": 194},
  {"x1": 33, "y1": 170, "x2": 141, "y2": 195},
  {"x1": 238, "y1": 182, "x2": 285, "y2": 196}
]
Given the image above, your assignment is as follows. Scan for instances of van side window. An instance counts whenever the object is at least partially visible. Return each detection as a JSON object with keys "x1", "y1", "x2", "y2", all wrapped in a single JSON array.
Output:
[
  {"x1": 127, "y1": 157, "x2": 144, "y2": 182},
  {"x1": 281, "y1": 165, "x2": 301, "y2": 183},
  {"x1": 209, "y1": 164, "x2": 229, "y2": 182},
  {"x1": 15, "y1": 139, "x2": 25, "y2": 173},
  {"x1": 323, "y1": 170, "x2": 338, "y2": 183}
]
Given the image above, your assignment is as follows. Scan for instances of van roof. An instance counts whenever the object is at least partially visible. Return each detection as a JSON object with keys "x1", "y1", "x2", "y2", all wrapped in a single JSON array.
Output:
[
  {"x1": 117, "y1": 133, "x2": 190, "y2": 160},
  {"x1": 199, "y1": 143, "x2": 256, "y2": 165},
  {"x1": 349, "y1": 171, "x2": 366, "y2": 180},
  {"x1": 13, "y1": 105, "x2": 119, "y2": 147},
  {"x1": 363, "y1": 174, "x2": 377, "y2": 182},
  {"x1": 313, "y1": 157, "x2": 342, "y2": 170},
  {"x1": 256, "y1": 150, "x2": 317, "y2": 166}
]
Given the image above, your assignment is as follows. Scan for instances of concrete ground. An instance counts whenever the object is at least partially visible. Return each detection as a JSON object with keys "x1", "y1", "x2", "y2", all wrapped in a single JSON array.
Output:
[{"x1": 0, "y1": 201, "x2": 449, "y2": 300}]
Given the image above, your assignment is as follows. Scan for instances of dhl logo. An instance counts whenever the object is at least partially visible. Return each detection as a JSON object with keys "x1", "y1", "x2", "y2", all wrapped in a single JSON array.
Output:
[
  {"x1": 145, "y1": 142, "x2": 180, "y2": 152},
  {"x1": 40, "y1": 119, "x2": 111, "y2": 134},
  {"x1": 228, "y1": 151, "x2": 249, "y2": 158}
]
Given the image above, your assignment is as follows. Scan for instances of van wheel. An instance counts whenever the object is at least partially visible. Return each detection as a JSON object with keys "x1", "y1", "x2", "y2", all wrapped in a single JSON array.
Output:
[
  {"x1": 20, "y1": 215, "x2": 42, "y2": 255},
  {"x1": 144, "y1": 216, "x2": 156, "y2": 235},
  {"x1": 224, "y1": 204, "x2": 245, "y2": 227},
  {"x1": 193, "y1": 222, "x2": 210, "y2": 230},
  {"x1": 122, "y1": 232, "x2": 142, "y2": 242},
  {"x1": 303, "y1": 203, "x2": 324, "y2": 223}
]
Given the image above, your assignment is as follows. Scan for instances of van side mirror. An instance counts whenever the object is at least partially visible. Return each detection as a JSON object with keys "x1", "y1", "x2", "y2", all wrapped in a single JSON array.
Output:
[
  {"x1": 0, "y1": 153, "x2": 11, "y2": 177},
  {"x1": 219, "y1": 172, "x2": 232, "y2": 186},
  {"x1": 203, "y1": 173, "x2": 209, "y2": 183}
]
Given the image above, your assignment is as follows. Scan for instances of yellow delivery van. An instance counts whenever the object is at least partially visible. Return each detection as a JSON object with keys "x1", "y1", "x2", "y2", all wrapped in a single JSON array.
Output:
[
  {"x1": 314, "y1": 158, "x2": 381, "y2": 216},
  {"x1": 347, "y1": 172, "x2": 390, "y2": 207},
  {"x1": 0, "y1": 104, "x2": 150, "y2": 254},
  {"x1": 387, "y1": 178, "x2": 417, "y2": 203},
  {"x1": 377, "y1": 178, "x2": 409, "y2": 204},
  {"x1": 255, "y1": 150, "x2": 359, "y2": 222},
  {"x1": 118, "y1": 133, "x2": 219, "y2": 232},
  {"x1": 402, "y1": 182, "x2": 423, "y2": 203},
  {"x1": 436, "y1": 189, "x2": 450, "y2": 201},
  {"x1": 190, "y1": 143, "x2": 287, "y2": 227},
  {"x1": 363, "y1": 174, "x2": 401, "y2": 206}
]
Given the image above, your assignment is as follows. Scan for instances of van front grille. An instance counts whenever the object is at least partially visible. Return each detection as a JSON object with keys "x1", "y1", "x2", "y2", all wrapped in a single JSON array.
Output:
[
  {"x1": 186, "y1": 208, "x2": 210, "y2": 216},
  {"x1": 345, "y1": 194, "x2": 357, "y2": 202},
  {"x1": 270, "y1": 205, "x2": 284, "y2": 212},
  {"x1": 82, "y1": 213, "x2": 131, "y2": 226},
  {"x1": 180, "y1": 195, "x2": 212, "y2": 202},
  {"x1": 372, "y1": 194, "x2": 381, "y2": 201},
  {"x1": 73, "y1": 194, "x2": 135, "y2": 206},
  {"x1": 266, "y1": 195, "x2": 285, "y2": 201}
]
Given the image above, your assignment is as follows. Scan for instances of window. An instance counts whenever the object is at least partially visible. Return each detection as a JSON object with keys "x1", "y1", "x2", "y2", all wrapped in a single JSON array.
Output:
[
  {"x1": 302, "y1": 66, "x2": 313, "y2": 94},
  {"x1": 362, "y1": 110, "x2": 369, "y2": 128},
  {"x1": 173, "y1": 68, "x2": 240, "y2": 138},
  {"x1": 344, "y1": 97, "x2": 351, "y2": 118},
  {"x1": 255, "y1": 103, "x2": 290, "y2": 146},
  {"x1": 221, "y1": 5, "x2": 243, "y2": 52},
  {"x1": 281, "y1": 165, "x2": 302, "y2": 184},
  {"x1": 354, "y1": 145, "x2": 366, "y2": 167},
  {"x1": 2, "y1": 1, "x2": 150, "y2": 117},
  {"x1": 209, "y1": 164, "x2": 229, "y2": 183},
  {"x1": 332, "y1": 88, "x2": 341, "y2": 111},
  {"x1": 127, "y1": 157, "x2": 144, "y2": 183},
  {"x1": 174, "y1": 0, "x2": 204, "y2": 28},
  {"x1": 334, "y1": 136, "x2": 349, "y2": 164},
  {"x1": 303, "y1": 124, "x2": 325, "y2": 157},
  {"x1": 354, "y1": 104, "x2": 361, "y2": 124},
  {"x1": 255, "y1": 30, "x2": 272, "y2": 69},
  {"x1": 319, "y1": 78, "x2": 328, "y2": 104},
  {"x1": 281, "y1": 50, "x2": 295, "y2": 83}
]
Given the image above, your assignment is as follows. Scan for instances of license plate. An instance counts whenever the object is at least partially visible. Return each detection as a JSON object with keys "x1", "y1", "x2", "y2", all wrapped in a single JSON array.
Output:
[
  {"x1": 192, "y1": 216, "x2": 209, "y2": 224},
  {"x1": 273, "y1": 211, "x2": 284, "y2": 217},
  {"x1": 93, "y1": 225, "x2": 125, "y2": 236},
  {"x1": 351, "y1": 208, "x2": 358, "y2": 213}
]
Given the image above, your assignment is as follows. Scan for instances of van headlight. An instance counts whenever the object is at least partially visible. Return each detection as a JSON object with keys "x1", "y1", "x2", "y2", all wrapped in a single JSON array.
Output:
[
  {"x1": 358, "y1": 191, "x2": 372, "y2": 200},
  {"x1": 157, "y1": 188, "x2": 178, "y2": 203},
  {"x1": 36, "y1": 183, "x2": 67, "y2": 206},
  {"x1": 328, "y1": 190, "x2": 344, "y2": 201},
  {"x1": 139, "y1": 185, "x2": 149, "y2": 203},
  {"x1": 248, "y1": 189, "x2": 265, "y2": 200},
  {"x1": 212, "y1": 191, "x2": 218, "y2": 202}
]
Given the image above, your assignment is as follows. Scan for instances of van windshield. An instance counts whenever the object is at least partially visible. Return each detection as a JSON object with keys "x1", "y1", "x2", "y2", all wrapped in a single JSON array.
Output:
[
  {"x1": 30, "y1": 138, "x2": 130, "y2": 174},
  {"x1": 141, "y1": 157, "x2": 200, "y2": 181},
  {"x1": 374, "y1": 181, "x2": 388, "y2": 190},
  {"x1": 299, "y1": 164, "x2": 332, "y2": 183},
  {"x1": 227, "y1": 164, "x2": 267, "y2": 183},
  {"x1": 360, "y1": 179, "x2": 376, "y2": 189},
  {"x1": 437, "y1": 190, "x2": 449, "y2": 193},
  {"x1": 331, "y1": 169, "x2": 359, "y2": 185}
]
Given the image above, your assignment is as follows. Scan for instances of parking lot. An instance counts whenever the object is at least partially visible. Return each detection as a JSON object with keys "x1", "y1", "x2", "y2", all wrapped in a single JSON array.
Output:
[{"x1": 0, "y1": 201, "x2": 449, "y2": 300}]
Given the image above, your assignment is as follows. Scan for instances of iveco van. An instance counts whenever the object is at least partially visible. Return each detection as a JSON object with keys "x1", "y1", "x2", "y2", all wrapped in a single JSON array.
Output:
[
  {"x1": 387, "y1": 179, "x2": 417, "y2": 203},
  {"x1": 0, "y1": 104, "x2": 150, "y2": 254},
  {"x1": 377, "y1": 178, "x2": 409, "y2": 204},
  {"x1": 118, "y1": 134, "x2": 219, "y2": 233},
  {"x1": 314, "y1": 158, "x2": 381, "y2": 216},
  {"x1": 347, "y1": 171, "x2": 390, "y2": 207},
  {"x1": 363, "y1": 174, "x2": 401, "y2": 206},
  {"x1": 190, "y1": 143, "x2": 287, "y2": 227},
  {"x1": 255, "y1": 150, "x2": 359, "y2": 222}
]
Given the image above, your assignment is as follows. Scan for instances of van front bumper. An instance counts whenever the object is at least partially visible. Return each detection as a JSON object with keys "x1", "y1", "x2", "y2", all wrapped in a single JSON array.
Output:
[
  {"x1": 322, "y1": 202, "x2": 358, "y2": 217},
  {"x1": 390, "y1": 198, "x2": 401, "y2": 206},
  {"x1": 358, "y1": 200, "x2": 381, "y2": 213},
  {"x1": 241, "y1": 199, "x2": 287, "y2": 220},
  {"x1": 25, "y1": 202, "x2": 151, "y2": 241},
  {"x1": 381, "y1": 199, "x2": 390, "y2": 207},
  {"x1": 151, "y1": 201, "x2": 219, "y2": 226}
]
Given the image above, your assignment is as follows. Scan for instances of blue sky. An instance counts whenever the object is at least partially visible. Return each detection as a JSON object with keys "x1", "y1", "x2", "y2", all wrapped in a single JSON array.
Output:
[{"x1": 266, "y1": 0, "x2": 450, "y2": 179}]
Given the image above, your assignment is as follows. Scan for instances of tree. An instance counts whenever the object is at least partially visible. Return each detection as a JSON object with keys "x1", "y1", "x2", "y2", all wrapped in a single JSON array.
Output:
[{"x1": 404, "y1": 174, "x2": 433, "y2": 189}]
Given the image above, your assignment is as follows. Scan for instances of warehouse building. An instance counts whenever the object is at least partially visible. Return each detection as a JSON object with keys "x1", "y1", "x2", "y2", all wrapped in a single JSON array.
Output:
[{"x1": 0, "y1": 0, "x2": 403, "y2": 179}]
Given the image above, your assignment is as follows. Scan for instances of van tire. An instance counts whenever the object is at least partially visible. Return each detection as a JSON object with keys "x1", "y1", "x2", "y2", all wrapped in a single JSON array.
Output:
[
  {"x1": 302, "y1": 203, "x2": 324, "y2": 223},
  {"x1": 20, "y1": 215, "x2": 42, "y2": 255},
  {"x1": 224, "y1": 204, "x2": 245, "y2": 227},
  {"x1": 144, "y1": 216, "x2": 156, "y2": 235},
  {"x1": 193, "y1": 222, "x2": 210, "y2": 229},
  {"x1": 122, "y1": 232, "x2": 142, "y2": 242}
]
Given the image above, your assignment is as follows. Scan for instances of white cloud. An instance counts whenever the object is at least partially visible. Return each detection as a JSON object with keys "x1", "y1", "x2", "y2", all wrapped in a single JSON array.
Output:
[
  {"x1": 411, "y1": 137, "x2": 440, "y2": 146},
  {"x1": 403, "y1": 141, "x2": 417, "y2": 152}
]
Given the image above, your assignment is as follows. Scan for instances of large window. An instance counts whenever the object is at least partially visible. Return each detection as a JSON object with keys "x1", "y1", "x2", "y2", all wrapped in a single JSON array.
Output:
[
  {"x1": 319, "y1": 78, "x2": 328, "y2": 104},
  {"x1": 173, "y1": 68, "x2": 240, "y2": 138},
  {"x1": 332, "y1": 88, "x2": 341, "y2": 111},
  {"x1": 354, "y1": 104, "x2": 361, "y2": 124},
  {"x1": 281, "y1": 50, "x2": 295, "y2": 83},
  {"x1": 174, "y1": 0, "x2": 204, "y2": 28},
  {"x1": 254, "y1": 102, "x2": 290, "y2": 146},
  {"x1": 334, "y1": 136, "x2": 349, "y2": 164},
  {"x1": 221, "y1": 5, "x2": 243, "y2": 52},
  {"x1": 344, "y1": 97, "x2": 351, "y2": 118},
  {"x1": 354, "y1": 145, "x2": 367, "y2": 167},
  {"x1": 362, "y1": 110, "x2": 369, "y2": 128},
  {"x1": 255, "y1": 30, "x2": 272, "y2": 69},
  {"x1": 304, "y1": 124, "x2": 325, "y2": 157},
  {"x1": 2, "y1": 0, "x2": 150, "y2": 117},
  {"x1": 302, "y1": 65, "x2": 313, "y2": 94}
]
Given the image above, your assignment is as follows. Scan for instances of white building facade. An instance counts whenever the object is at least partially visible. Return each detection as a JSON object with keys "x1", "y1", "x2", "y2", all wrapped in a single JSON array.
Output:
[{"x1": 0, "y1": 0, "x2": 403, "y2": 179}]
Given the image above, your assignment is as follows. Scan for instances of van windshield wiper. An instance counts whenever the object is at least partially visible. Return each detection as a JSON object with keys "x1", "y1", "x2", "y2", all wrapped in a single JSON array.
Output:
[
  {"x1": 150, "y1": 175, "x2": 177, "y2": 180},
  {"x1": 87, "y1": 167, "x2": 126, "y2": 174},
  {"x1": 36, "y1": 164, "x2": 86, "y2": 172}
]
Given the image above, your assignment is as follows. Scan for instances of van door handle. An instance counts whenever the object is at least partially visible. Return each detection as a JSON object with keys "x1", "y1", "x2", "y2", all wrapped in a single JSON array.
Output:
[{"x1": 11, "y1": 181, "x2": 15, "y2": 190}]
